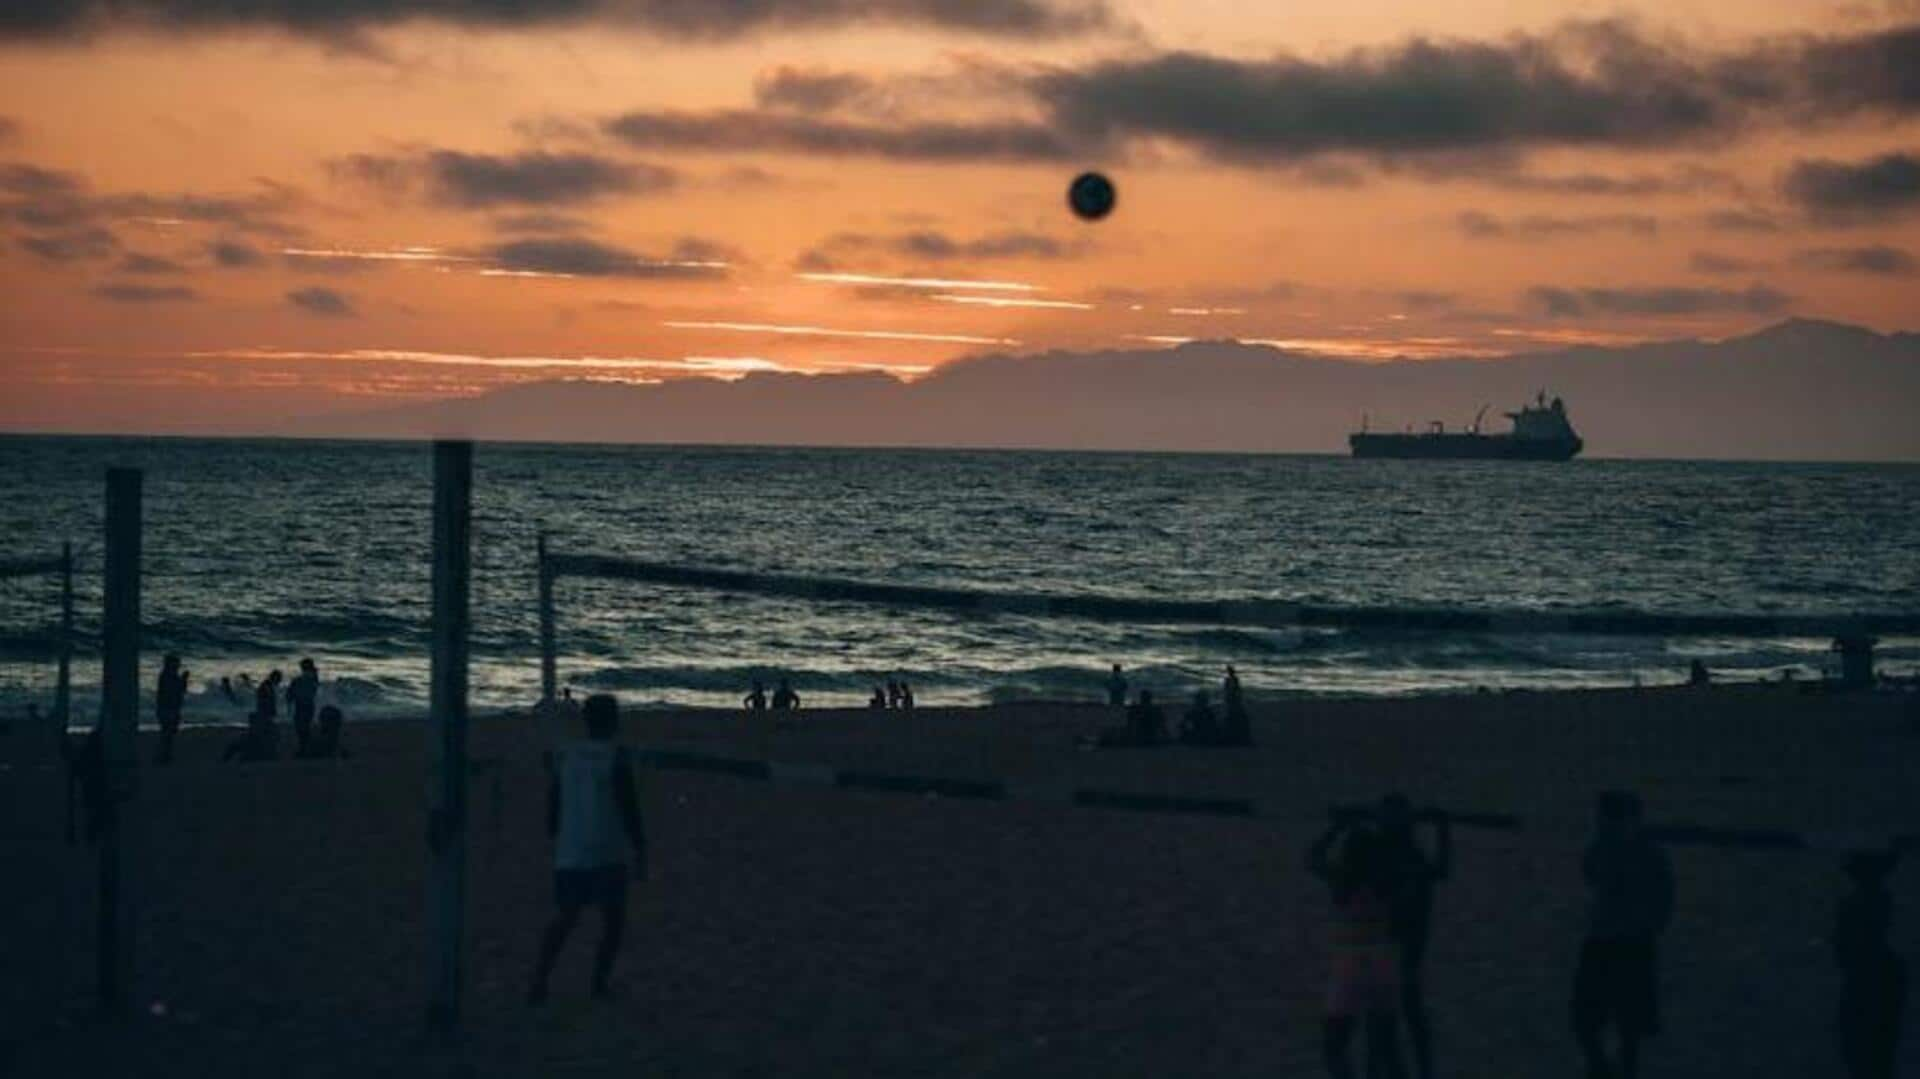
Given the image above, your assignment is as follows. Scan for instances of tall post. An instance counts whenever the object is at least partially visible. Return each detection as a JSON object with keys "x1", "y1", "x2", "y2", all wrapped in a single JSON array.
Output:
[
  {"x1": 537, "y1": 531, "x2": 557, "y2": 704},
  {"x1": 426, "y1": 441, "x2": 472, "y2": 1035},
  {"x1": 53, "y1": 541, "x2": 73, "y2": 755},
  {"x1": 99, "y1": 470, "x2": 141, "y2": 1016}
]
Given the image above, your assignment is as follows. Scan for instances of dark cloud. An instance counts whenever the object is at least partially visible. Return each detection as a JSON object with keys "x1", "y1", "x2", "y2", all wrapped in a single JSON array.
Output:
[
  {"x1": 1701, "y1": 209, "x2": 1783, "y2": 233},
  {"x1": 1484, "y1": 163, "x2": 1743, "y2": 197},
  {"x1": 754, "y1": 67, "x2": 875, "y2": 113},
  {"x1": 19, "y1": 225, "x2": 116, "y2": 261},
  {"x1": 335, "y1": 150, "x2": 673, "y2": 208},
  {"x1": 489, "y1": 236, "x2": 729, "y2": 278},
  {"x1": 208, "y1": 239, "x2": 265, "y2": 267},
  {"x1": 1456, "y1": 210, "x2": 1657, "y2": 238},
  {"x1": 2, "y1": 162, "x2": 300, "y2": 242},
  {"x1": 287, "y1": 285, "x2": 354, "y2": 316},
  {"x1": 603, "y1": 110, "x2": 1077, "y2": 162},
  {"x1": 1527, "y1": 283, "x2": 1791, "y2": 317},
  {"x1": 118, "y1": 252, "x2": 186, "y2": 274},
  {"x1": 1791, "y1": 244, "x2": 1918, "y2": 275},
  {"x1": 0, "y1": 0, "x2": 1113, "y2": 40},
  {"x1": 800, "y1": 228, "x2": 1081, "y2": 266},
  {"x1": 1689, "y1": 250, "x2": 1768, "y2": 275},
  {"x1": 93, "y1": 282, "x2": 195, "y2": 302},
  {"x1": 492, "y1": 212, "x2": 593, "y2": 234},
  {"x1": 1781, "y1": 150, "x2": 1920, "y2": 222},
  {"x1": 1391, "y1": 290, "x2": 1457, "y2": 311}
]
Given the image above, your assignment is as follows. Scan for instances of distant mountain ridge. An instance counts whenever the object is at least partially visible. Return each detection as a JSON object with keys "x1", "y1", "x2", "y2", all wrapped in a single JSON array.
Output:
[{"x1": 303, "y1": 318, "x2": 1920, "y2": 460}]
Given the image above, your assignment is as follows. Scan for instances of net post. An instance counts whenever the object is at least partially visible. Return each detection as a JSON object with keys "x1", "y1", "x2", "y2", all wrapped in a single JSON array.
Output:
[
  {"x1": 98, "y1": 470, "x2": 141, "y2": 1017},
  {"x1": 538, "y1": 531, "x2": 556, "y2": 704},
  {"x1": 53, "y1": 541, "x2": 73, "y2": 756},
  {"x1": 426, "y1": 440, "x2": 472, "y2": 1036}
]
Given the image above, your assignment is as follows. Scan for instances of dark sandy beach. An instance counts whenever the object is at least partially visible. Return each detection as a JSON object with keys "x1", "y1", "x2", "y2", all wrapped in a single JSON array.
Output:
[{"x1": 4, "y1": 685, "x2": 1916, "y2": 1077}]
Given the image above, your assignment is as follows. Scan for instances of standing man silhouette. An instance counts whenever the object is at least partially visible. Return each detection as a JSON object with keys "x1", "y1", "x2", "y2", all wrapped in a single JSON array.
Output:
[
  {"x1": 530, "y1": 693, "x2": 647, "y2": 1004},
  {"x1": 154, "y1": 654, "x2": 189, "y2": 765},
  {"x1": 1106, "y1": 663, "x2": 1128, "y2": 709},
  {"x1": 287, "y1": 658, "x2": 320, "y2": 757},
  {"x1": 1573, "y1": 790, "x2": 1674, "y2": 1079},
  {"x1": 1378, "y1": 794, "x2": 1451, "y2": 1079}
]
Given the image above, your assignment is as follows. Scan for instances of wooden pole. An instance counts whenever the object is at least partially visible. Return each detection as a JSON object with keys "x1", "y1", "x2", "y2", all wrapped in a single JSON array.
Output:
[
  {"x1": 54, "y1": 541, "x2": 73, "y2": 757},
  {"x1": 538, "y1": 531, "x2": 557, "y2": 705},
  {"x1": 426, "y1": 441, "x2": 472, "y2": 1035},
  {"x1": 99, "y1": 469, "x2": 141, "y2": 1017}
]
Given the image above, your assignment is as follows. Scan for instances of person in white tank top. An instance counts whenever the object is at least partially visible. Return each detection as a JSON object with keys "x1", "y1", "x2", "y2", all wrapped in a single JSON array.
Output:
[{"x1": 529, "y1": 693, "x2": 646, "y2": 1005}]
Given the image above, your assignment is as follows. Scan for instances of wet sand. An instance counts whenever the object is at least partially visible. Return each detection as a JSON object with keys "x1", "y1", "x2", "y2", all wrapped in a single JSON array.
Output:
[{"x1": 4, "y1": 684, "x2": 1917, "y2": 1078}]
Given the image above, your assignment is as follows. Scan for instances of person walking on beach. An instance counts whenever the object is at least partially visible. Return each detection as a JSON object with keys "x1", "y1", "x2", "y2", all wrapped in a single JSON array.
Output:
[
  {"x1": 744, "y1": 680, "x2": 768, "y2": 712},
  {"x1": 1222, "y1": 665, "x2": 1251, "y2": 746},
  {"x1": 1309, "y1": 812, "x2": 1408, "y2": 1079},
  {"x1": 1573, "y1": 790, "x2": 1674, "y2": 1079},
  {"x1": 1377, "y1": 794, "x2": 1452, "y2": 1079},
  {"x1": 772, "y1": 679, "x2": 801, "y2": 711},
  {"x1": 529, "y1": 693, "x2": 647, "y2": 1005},
  {"x1": 154, "y1": 654, "x2": 189, "y2": 765},
  {"x1": 1107, "y1": 663, "x2": 1128, "y2": 708},
  {"x1": 899, "y1": 681, "x2": 914, "y2": 711},
  {"x1": 1833, "y1": 851, "x2": 1906, "y2": 1079},
  {"x1": 287, "y1": 658, "x2": 320, "y2": 757}
]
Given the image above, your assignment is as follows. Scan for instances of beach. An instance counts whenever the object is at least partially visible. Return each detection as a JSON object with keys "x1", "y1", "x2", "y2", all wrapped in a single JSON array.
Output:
[{"x1": 4, "y1": 684, "x2": 1916, "y2": 1077}]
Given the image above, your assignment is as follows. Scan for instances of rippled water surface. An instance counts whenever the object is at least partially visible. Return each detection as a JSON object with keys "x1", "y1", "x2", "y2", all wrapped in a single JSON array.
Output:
[{"x1": 1, "y1": 436, "x2": 1915, "y2": 721}]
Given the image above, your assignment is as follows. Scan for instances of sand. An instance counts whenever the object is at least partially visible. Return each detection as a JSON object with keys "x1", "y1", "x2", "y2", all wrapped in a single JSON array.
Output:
[{"x1": 3, "y1": 684, "x2": 1916, "y2": 1078}]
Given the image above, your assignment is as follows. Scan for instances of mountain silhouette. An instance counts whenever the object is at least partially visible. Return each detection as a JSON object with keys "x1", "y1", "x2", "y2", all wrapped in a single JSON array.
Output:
[{"x1": 297, "y1": 317, "x2": 1919, "y2": 459}]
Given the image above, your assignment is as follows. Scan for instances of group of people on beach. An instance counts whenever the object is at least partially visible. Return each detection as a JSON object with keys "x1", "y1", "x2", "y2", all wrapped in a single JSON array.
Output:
[
  {"x1": 525, "y1": 692, "x2": 1906, "y2": 1079},
  {"x1": 1308, "y1": 788, "x2": 1905, "y2": 1079},
  {"x1": 868, "y1": 680, "x2": 915, "y2": 711},
  {"x1": 1096, "y1": 663, "x2": 1253, "y2": 747},
  {"x1": 741, "y1": 678, "x2": 802, "y2": 712},
  {"x1": 145, "y1": 653, "x2": 347, "y2": 764}
]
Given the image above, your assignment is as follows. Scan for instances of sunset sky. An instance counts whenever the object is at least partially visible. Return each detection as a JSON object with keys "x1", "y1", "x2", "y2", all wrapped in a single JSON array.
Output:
[{"x1": 2, "y1": 0, "x2": 1917, "y2": 431}]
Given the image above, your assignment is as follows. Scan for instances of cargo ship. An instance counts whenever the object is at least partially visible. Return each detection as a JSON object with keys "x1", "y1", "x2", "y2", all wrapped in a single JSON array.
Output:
[{"x1": 1349, "y1": 393, "x2": 1583, "y2": 460}]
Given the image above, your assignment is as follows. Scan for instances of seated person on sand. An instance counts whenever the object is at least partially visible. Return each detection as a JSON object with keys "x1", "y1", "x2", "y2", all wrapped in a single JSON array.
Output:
[
  {"x1": 220, "y1": 707, "x2": 278, "y2": 762},
  {"x1": 1688, "y1": 659, "x2": 1710, "y2": 687},
  {"x1": 1180, "y1": 690, "x2": 1222, "y2": 745},
  {"x1": 1092, "y1": 689, "x2": 1167, "y2": 747}
]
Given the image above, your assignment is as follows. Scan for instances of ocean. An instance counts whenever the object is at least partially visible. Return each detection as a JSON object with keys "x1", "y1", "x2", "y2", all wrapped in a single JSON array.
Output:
[{"x1": 1, "y1": 435, "x2": 1916, "y2": 725}]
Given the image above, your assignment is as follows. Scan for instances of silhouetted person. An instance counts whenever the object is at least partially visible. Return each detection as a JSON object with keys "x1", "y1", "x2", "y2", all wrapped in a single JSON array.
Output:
[
  {"x1": 220, "y1": 675, "x2": 238, "y2": 705},
  {"x1": 154, "y1": 653, "x2": 189, "y2": 765},
  {"x1": 1687, "y1": 659, "x2": 1709, "y2": 687},
  {"x1": 772, "y1": 679, "x2": 800, "y2": 711},
  {"x1": 743, "y1": 680, "x2": 768, "y2": 712},
  {"x1": 1310, "y1": 814, "x2": 1408, "y2": 1079},
  {"x1": 1221, "y1": 665, "x2": 1251, "y2": 745},
  {"x1": 1834, "y1": 851, "x2": 1906, "y2": 1079},
  {"x1": 1180, "y1": 689, "x2": 1220, "y2": 745},
  {"x1": 1127, "y1": 689, "x2": 1165, "y2": 745},
  {"x1": 1378, "y1": 794, "x2": 1452, "y2": 1079},
  {"x1": 869, "y1": 686, "x2": 888, "y2": 710},
  {"x1": 1106, "y1": 663, "x2": 1128, "y2": 708},
  {"x1": 899, "y1": 681, "x2": 914, "y2": 710},
  {"x1": 287, "y1": 658, "x2": 319, "y2": 756},
  {"x1": 887, "y1": 680, "x2": 904, "y2": 709},
  {"x1": 530, "y1": 693, "x2": 646, "y2": 1005},
  {"x1": 1573, "y1": 790, "x2": 1673, "y2": 1079},
  {"x1": 223, "y1": 669, "x2": 282, "y2": 761}
]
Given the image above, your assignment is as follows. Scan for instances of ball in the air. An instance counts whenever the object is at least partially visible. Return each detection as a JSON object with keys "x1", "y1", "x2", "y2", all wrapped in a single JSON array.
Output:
[{"x1": 1068, "y1": 172, "x2": 1116, "y2": 220}]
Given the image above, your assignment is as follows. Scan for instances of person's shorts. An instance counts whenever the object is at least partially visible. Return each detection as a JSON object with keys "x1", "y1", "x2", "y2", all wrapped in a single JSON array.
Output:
[
  {"x1": 1573, "y1": 937, "x2": 1660, "y2": 1036},
  {"x1": 1327, "y1": 944, "x2": 1401, "y2": 1017},
  {"x1": 554, "y1": 864, "x2": 629, "y2": 910}
]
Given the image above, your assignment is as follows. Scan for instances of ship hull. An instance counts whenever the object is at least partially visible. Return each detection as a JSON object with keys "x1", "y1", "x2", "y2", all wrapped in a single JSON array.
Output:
[{"x1": 1348, "y1": 433, "x2": 1583, "y2": 461}]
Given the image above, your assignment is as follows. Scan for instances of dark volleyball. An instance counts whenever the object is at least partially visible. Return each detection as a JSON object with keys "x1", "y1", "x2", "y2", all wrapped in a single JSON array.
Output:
[{"x1": 1068, "y1": 171, "x2": 1116, "y2": 220}]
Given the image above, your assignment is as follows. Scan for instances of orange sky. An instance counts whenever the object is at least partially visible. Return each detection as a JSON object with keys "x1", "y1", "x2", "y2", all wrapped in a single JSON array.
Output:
[{"x1": 2, "y1": 0, "x2": 1917, "y2": 430}]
